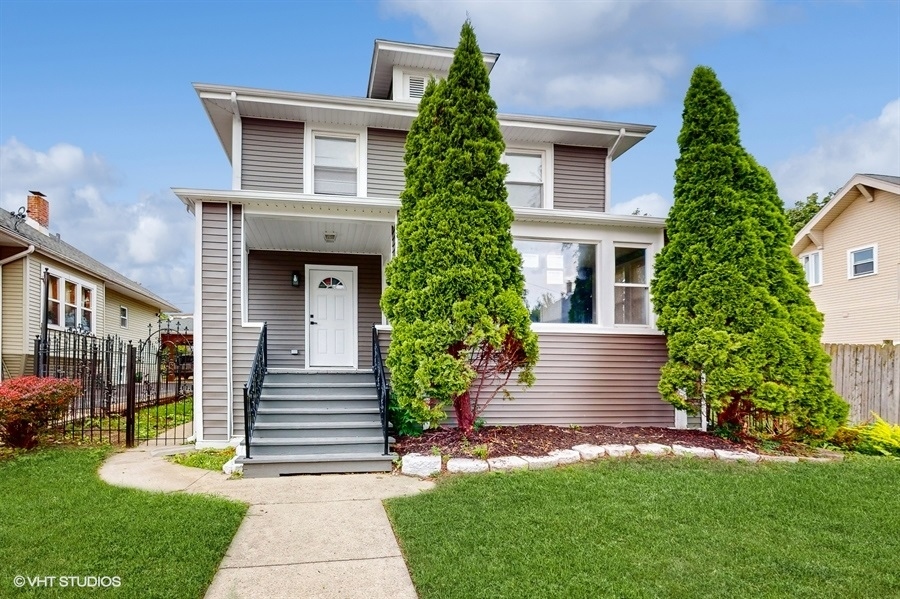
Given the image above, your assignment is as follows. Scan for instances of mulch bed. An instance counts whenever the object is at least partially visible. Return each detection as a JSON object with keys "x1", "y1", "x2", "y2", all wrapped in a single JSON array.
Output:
[{"x1": 395, "y1": 424, "x2": 762, "y2": 459}]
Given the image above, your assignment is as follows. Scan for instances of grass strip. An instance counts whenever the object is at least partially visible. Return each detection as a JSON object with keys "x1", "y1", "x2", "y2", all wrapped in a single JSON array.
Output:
[
  {"x1": 0, "y1": 447, "x2": 246, "y2": 598},
  {"x1": 386, "y1": 456, "x2": 900, "y2": 599}
]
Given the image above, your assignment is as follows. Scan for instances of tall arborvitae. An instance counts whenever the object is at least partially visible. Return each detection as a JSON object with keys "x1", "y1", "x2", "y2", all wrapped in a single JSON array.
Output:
[
  {"x1": 651, "y1": 66, "x2": 846, "y2": 438},
  {"x1": 381, "y1": 21, "x2": 538, "y2": 432}
]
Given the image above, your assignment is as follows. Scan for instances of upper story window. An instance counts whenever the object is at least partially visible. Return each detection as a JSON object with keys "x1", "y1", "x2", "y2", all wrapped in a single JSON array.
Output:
[
  {"x1": 313, "y1": 134, "x2": 357, "y2": 196},
  {"x1": 848, "y1": 245, "x2": 877, "y2": 279},
  {"x1": 46, "y1": 272, "x2": 95, "y2": 333},
  {"x1": 120, "y1": 306, "x2": 128, "y2": 328},
  {"x1": 504, "y1": 152, "x2": 544, "y2": 208},
  {"x1": 614, "y1": 247, "x2": 649, "y2": 326},
  {"x1": 801, "y1": 251, "x2": 822, "y2": 286}
]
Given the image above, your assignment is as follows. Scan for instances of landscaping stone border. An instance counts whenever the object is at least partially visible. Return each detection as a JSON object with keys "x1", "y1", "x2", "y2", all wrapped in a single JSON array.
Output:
[{"x1": 399, "y1": 444, "x2": 844, "y2": 478}]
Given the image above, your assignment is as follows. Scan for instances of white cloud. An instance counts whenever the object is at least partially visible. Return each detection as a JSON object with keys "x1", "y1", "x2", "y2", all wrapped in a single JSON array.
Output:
[
  {"x1": 773, "y1": 98, "x2": 900, "y2": 202},
  {"x1": 383, "y1": 0, "x2": 765, "y2": 110},
  {"x1": 0, "y1": 138, "x2": 194, "y2": 312},
  {"x1": 611, "y1": 192, "x2": 671, "y2": 218}
]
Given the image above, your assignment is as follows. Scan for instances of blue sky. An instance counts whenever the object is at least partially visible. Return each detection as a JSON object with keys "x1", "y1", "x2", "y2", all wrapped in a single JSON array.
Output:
[{"x1": 1, "y1": 0, "x2": 898, "y2": 312}]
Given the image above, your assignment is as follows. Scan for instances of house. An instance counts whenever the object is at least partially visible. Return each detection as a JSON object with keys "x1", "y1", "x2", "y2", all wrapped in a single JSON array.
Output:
[
  {"x1": 0, "y1": 193, "x2": 180, "y2": 378},
  {"x1": 792, "y1": 173, "x2": 900, "y2": 344},
  {"x1": 174, "y1": 39, "x2": 672, "y2": 475}
]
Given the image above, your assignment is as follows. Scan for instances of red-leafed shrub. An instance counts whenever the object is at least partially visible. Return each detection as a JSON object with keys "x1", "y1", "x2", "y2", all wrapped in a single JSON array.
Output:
[{"x1": 0, "y1": 376, "x2": 81, "y2": 449}]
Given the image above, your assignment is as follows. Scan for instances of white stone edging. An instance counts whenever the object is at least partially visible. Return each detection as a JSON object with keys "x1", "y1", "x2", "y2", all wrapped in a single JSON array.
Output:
[{"x1": 398, "y1": 443, "x2": 842, "y2": 479}]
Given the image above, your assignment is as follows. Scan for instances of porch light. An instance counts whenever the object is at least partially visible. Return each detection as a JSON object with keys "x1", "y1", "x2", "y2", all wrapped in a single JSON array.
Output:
[
  {"x1": 291, "y1": 271, "x2": 301, "y2": 288},
  {"x1": 324, "y1": 232, "x2": 337, "y2": 243}
]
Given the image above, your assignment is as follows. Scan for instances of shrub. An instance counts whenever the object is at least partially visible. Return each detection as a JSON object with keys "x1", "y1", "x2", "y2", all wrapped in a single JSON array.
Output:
[
  {"x1": 833, "y1": 415, "x2": 900, "y2": 457},
  {"x1": 389, "y1": 392, "x2": 424, "y2": 438},
  {"x1": 381, "y1": 20, "x2": 538, "y2": 433},
  {"x1": 650, "y1": 66, "x2": 846, "y2": 439},
  {"x1": 0, "y1": 376, "x2": 81, "y2": 449}
]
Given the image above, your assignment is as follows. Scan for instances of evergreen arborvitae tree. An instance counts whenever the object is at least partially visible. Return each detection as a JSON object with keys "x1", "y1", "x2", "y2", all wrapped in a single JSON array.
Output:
[
  {"x1": 651, "y1": 66, "x2": 847, "y2": 438},
  {"x1": 381, "y1": 21, "x2": 538, "y2": 432}
]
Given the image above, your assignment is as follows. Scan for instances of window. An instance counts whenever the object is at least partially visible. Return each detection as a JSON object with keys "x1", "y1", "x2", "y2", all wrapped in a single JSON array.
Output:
[
  {"x1": 801, "y1": 251, "x2": 822, "y2": 286},
  {"x1": 614, "y1": 247, "x2": 649, "y2": 325},
  {"x1": 515, "y1": 240, "x2": 596, "y2": 324},
  {"x1": 504, "y1": 152, "x2": 543, "y2": 208},
  {"x1": 848, "y1": 245, "x2": 877, "y2": 278},
  {"x1": 46, "y1": 273, "x2": 95, "y2": 333},
  {"x1": 318, "y1": 277, "x2": 345, "y2": 289},
  {"x1": 313, "y1": 135, "x2": 357, "y2": 196},
  {"x1": 120, "y1": 306, "x2": 128, "y2": 328}
]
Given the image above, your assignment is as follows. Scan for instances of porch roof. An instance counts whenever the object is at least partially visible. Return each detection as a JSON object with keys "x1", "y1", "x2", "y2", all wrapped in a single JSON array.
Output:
[{"x1": 172, "y1": 188, "x2": 666, "y2": 230}]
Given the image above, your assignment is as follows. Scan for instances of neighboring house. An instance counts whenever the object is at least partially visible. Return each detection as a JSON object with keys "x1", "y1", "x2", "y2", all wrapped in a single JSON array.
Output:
[
  {"x1": 174, "y1": 40, "x2": 671, "y2": 473},
  {"x1": 0, "y1": 193, "x2": 180, "y2": 378},
  {"x1": 792, "y1": 173, "x2": 900, "y2": 345}
]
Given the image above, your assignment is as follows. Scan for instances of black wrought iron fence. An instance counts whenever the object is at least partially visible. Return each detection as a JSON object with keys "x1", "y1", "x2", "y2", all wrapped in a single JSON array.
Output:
[{"x1": 34, "y1": 322, "x2": 193, "y2": 447}]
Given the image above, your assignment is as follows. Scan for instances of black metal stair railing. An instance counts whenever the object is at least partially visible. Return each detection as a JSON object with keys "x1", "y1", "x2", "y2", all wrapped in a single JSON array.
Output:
[
  {"x1": 372, "y1": 324, "x2": 390, "y2": 455},
  {"x1": 242, "y1": 323, "x2": 267, "y2": 459}
]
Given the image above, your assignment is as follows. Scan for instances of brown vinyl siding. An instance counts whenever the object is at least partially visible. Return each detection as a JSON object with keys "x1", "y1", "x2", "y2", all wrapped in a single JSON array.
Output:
[
  {"x1": 200, "y1": 203, "x2": 230, "y2": 441},
  {"x1": 377, "y1": 329, "x2": 672, "y2": 426},
  {"x1": 367, "y1": 128, "x2": 407, "y2": 198},
  {"x1": 241, "y1": 118, "x2": 304, "y2": 192},
  {"x1": 230, "y1": 205, "x2": 261, "y2": 433},
  {"x1": 248, "y1": 251, "x2": 383, "y2": 369},
  {"x1": 553, "y1": 145, "x2": 607, "y2": 212}
]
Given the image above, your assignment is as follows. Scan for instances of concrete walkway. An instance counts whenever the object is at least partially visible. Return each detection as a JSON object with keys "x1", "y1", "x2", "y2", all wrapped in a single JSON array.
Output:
[{"x1": 99, "y1": 447, "x2": 434, "y2": 599}]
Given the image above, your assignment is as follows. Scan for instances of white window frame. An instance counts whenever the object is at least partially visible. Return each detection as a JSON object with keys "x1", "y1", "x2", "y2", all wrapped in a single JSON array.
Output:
[
  {"x1": 392, "y1": 66, "x2": 442, "y2": 102},
  {"x1": 43, "y1": 268, "x2": 97, "y2": 334},
  {"x1": 514, "y1": 236, "x2": 600, "y2": 330},
  {"x1": 504, "y1": 146, "x2": 553, "y2": 209},
  {"x1": 120, "y1": 306, "x2": 128, "y2": 328},
  {"x1": 800, "y1": 250, "x2": 823, "y2": 287},
  {"x1": 613, "y1": 244, "x2": 651, "y2": 328},
  {"x1": 847, "y1": 244, "x2": 877, "y2": 279},
  {"x1": 304, "y1": 127, "x2": 367, "y2": 198}
]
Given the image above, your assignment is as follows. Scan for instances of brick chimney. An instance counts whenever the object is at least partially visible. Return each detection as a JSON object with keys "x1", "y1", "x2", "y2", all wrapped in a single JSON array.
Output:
[{"x1": 26, "y1": 191, "x2": 50, "y2": 234}]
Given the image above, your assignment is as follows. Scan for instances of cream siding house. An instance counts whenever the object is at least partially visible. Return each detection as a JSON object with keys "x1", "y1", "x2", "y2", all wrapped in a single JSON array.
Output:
[
  {"x1": 176, "y1": 39, "x2": 674, "y2": 475},
  {"x1": 0, "y1": 195, "x2": 180, "y2": 378},
  {"x1": 792, "y1": 173, "x2": 900, "y2": 344}
]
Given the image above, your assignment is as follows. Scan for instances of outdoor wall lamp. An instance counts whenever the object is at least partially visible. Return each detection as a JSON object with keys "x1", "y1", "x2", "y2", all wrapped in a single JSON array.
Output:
[{"x1": 291, "y1": 271, "x2": 301, "y2": 288}]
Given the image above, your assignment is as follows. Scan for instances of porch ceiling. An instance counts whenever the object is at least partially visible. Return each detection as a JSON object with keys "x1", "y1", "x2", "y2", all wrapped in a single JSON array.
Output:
[{"x1": 245, "y1": 215, "x2": 392, "y2": 256}]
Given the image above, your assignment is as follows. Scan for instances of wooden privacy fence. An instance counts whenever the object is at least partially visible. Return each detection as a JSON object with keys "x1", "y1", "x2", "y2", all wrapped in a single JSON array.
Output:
[{"x1": 825, "y1": 343, "x2": 900, "y2": 425}]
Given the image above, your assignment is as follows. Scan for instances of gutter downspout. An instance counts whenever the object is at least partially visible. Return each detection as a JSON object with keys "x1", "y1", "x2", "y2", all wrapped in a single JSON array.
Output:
[
  {"x1": 0, "y1": 245, "x2": 35, "y2": 266},
  {"x1": 0, "y1": 245, "x2": 34, "y2": 378},
  {"x1": 605, "y1": 128, "x2": 626, "y2": 210},
  {"x1": 608, "y1": 127, "x2": 627, "y2": 160}
]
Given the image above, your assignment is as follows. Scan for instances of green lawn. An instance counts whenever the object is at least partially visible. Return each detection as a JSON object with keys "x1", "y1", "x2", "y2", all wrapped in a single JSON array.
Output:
[
  {"x1": 0, "y1": 447, "x2": 246, "y2": 598},
  {"x1": 386, "y1": 457, "x2": 900, "y2": 599}
]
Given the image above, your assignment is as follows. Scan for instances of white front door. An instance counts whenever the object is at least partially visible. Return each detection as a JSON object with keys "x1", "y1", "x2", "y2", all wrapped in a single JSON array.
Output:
[{"x1": 307, "y1": 267, "x2": 356, "y2": 368}]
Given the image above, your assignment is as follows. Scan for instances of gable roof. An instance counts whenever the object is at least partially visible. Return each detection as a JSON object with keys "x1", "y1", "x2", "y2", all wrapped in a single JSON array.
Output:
[
  {"x1": 792, "y1": 173, "x2": 900, "y2": 255},
  {"x1": 0, "y1": 210, "x2": 180, "y2": 312}
]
